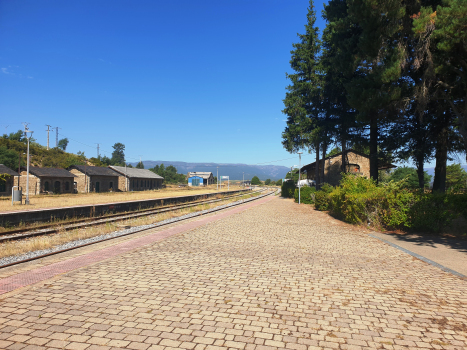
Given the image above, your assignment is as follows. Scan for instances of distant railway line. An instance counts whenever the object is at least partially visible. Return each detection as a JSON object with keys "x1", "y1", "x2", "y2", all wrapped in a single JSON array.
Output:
[
  {"x1": 0, "y1": 189, "x2": 266, "y2": 243},
  {"x1": 0, "y1": 188, "x2": 276, "y2": 268}
]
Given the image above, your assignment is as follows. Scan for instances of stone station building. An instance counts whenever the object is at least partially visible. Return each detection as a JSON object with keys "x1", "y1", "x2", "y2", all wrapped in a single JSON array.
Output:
[
  {"x1": 109, "y1": 165, "x2": 164, "y2": 191},
  {"x1": 301, "y1": 149, "x2": 396, "y2": 186},
  {"x1": 18, "y1": 166, "x2": 76, "y2": 194},
  {"x1": 0, "y1": 164, "x2": 20, "y2": 196},
  {"x1": 68, "y1": 165, "x2": 120, "y2": 193}
]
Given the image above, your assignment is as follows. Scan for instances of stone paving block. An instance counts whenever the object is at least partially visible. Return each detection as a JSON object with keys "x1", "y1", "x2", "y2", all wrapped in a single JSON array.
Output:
[{"x1": 1, "y1": 197, "x2": 466, "y2": 350}]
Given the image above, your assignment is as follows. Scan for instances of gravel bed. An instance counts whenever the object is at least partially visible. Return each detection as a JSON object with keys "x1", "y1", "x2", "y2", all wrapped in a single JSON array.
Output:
[{"x1": 0, "y1": 191, "x2": 274, "y2": 267}]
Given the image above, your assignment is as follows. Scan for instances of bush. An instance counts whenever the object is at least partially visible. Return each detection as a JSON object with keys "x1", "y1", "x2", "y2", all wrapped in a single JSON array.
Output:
[
  {"x1": 313, "y1": 174, "x2": 467, "y2": 233},
  {"x1": 314, "y1": 183, "x2": 333, "y2": 211},
  {"x1": 409, "y1": 193, "x2": 467, "y2": 232},
  {"x1": 294, "y1": 186, "x2": 316, "y2": 204},
  {"x1": 281, "y1": 180, "x2": 296, "y2": 198}
]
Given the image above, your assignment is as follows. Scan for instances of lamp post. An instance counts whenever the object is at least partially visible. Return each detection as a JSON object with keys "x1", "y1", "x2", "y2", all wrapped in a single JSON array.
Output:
[
  {"x1": 298, "y1": 152, "x2": 303, "y2": 204},
  {"x1": 24, "y1": 128, "x2": 33, "y2": 205}
]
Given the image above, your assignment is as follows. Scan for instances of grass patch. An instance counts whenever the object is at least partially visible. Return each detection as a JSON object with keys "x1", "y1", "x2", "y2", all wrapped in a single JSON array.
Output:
[{"x1": 0, "y1": 190, "x2": 265, "y2": 259}]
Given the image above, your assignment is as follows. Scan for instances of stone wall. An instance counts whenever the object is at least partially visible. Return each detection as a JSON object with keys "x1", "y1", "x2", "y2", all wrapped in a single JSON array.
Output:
[
  {"x1": 0, "y1": 177, "x2": 18, "y2": 197},
  {"x1": 18, "y1": 172, "x2": 40, "y2": 195},
  {"x1": 88, "y1": 175, "x2": 119, "y2": 193},
  {"x1": 129, "y1": 177, "x2": 162, "y2": 191},
  {"x1": 306, "y1": 151, "x2": 371, "y2": 186},
  {"x1": 17, "y1": 171, "x2": 74, "y2": 194}
]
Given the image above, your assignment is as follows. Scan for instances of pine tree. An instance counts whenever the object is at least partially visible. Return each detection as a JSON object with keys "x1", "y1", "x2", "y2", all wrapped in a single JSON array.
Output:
[{"x1": 282, "y1": 1, "x2": 324, "y2": 183}]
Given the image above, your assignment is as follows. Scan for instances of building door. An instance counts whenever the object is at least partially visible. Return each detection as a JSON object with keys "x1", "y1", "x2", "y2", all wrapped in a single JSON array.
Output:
[
  {"x1": 44, "y1": 181, "x2": 49, "y2": 192},
  {"x1": 95, "y1": 182, "x2": 100, "y2": 193},
  {"x1": 54, "y1": 181, "x2": 61, "y2": 193}
]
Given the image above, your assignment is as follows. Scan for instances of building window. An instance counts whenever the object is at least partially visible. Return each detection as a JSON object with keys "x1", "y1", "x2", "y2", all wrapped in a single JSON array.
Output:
[
  {"x1": 0, "y1": 180, "x2": 5, "y2": 192},
  {"x1": 65, "y1": 182, "x2": 70, "y2": 191}
]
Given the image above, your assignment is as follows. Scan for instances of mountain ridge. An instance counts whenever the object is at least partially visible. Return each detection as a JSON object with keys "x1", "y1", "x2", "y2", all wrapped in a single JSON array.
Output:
[{"x1": 130, "y1": 160, "x2": 290, "y2": 181}]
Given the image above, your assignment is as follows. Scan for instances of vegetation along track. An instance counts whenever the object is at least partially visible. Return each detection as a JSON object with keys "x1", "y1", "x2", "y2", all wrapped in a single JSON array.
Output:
[{"x1": 0, "y1": 189, "x2": 270, "y2": 243}]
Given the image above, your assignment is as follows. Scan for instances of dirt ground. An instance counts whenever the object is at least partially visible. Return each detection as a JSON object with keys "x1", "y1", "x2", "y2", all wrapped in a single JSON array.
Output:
[{"x1": 1, "y1": 184, "x2": 246, "y2": 212}]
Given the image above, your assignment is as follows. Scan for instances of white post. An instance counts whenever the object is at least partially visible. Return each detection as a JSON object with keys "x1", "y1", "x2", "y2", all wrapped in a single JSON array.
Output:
[
  {"x1": 298, "y1": 152, "x2": 302, "y2": 204},
  {"x1": 25, "y1": 131, "x2": 33, "y2": 205}
]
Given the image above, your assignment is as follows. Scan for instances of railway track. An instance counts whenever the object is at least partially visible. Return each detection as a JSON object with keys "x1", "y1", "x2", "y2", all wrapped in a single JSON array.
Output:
[
  {"x1": 0, "y1": 189, "x2": 266, "y2": 243},
  {"x1": 0, "y1": 188, "x2": 276, "y2": 269}
]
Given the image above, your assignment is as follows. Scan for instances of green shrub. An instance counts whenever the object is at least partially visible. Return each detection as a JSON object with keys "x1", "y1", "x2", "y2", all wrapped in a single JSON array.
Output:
[
  {"x1": 409, "y1": 193, "x2": 467, "y2": 232},
  {"x1": 294, "y1": 186, "x2": 316, "y2": 204},
  {"x1": 313, "y1": 183, "x2": 333, "y2": 210},
  {"x1": 281, "y1": 180, "x2": 296, "y2": 198},
  {"x1": 312, "y1": 174, "x2": 467, "y2": 233}
]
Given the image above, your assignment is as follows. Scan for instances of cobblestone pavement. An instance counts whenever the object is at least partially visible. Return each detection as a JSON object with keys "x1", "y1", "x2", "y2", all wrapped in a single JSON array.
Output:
[{"x1": 0, "y1": 197, "x2": 466, "y2": 350}]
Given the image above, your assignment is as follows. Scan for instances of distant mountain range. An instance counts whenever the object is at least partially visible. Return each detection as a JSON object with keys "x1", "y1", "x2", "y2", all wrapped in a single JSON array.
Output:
[
  {"x1": 129, "y1": 160, "x2": 290, "y2": 181},
  {"x1": 425, "y1": 165, "x2": 467, "y2": 178}
]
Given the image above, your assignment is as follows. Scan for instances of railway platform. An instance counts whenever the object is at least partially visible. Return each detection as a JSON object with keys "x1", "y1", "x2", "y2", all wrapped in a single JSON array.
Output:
[{"x1": 1, "y1": 196, "x2": 467, "y2": 350}]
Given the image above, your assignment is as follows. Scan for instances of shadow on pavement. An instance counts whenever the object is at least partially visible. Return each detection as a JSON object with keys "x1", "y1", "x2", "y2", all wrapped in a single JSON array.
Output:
[{"x1": 381, "y1": 232, "x2": 467, "y2": 253}]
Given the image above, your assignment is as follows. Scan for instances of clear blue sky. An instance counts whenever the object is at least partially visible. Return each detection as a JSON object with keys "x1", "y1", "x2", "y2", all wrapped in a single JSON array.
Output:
[
  {"x1": 1, "y1": 1, "x2": 463, "y2": 169},
  {"x1": 1, "y1": 0, "x2": 330, "y2": 167}
]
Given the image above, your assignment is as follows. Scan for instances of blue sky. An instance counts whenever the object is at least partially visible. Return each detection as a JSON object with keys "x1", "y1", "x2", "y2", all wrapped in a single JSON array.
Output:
[
  {"x1": 1, "y1": 1, "x2": 464, "y2": 169},
  {"x1": 1, "y1": 0, "x2": 329, "y2": 167}
]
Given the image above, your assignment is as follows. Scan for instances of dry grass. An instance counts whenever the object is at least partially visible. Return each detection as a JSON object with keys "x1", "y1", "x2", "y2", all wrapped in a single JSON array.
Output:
[
  {"x1": 0, "y1": 191, "x2": 264, "y2": 259},
  {"x1": 1, "y1": 184, "x2": 246, "y2": 213}
]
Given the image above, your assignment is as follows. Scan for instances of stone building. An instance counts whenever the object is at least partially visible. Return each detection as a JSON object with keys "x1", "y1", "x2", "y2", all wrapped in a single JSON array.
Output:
[
  {"x1": 187, "y1": 172, "x2": 215, "y2": 186},
  {"x1": 18, "y1": 167, "x2": 76, "y2": 195},
  {"x1": 68, "y1": 165, "x2": 120, "y2": 193},
  {"x1": 108, "y1": 166, "x2": 164, "y2": 191},
  {"x1": 300, "y1": 149, "x2": 395, "y2": 186},
  {"x1": 0, "y1": 164, "x2": 20, "y2": 196}
]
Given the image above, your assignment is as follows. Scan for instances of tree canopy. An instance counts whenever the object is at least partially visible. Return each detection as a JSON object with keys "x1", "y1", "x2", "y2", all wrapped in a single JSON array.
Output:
[
  {"x1": 149, "y1": 164, "x2": 185, "y2": 184},
  {"x1": 282, "y1": 0, "x2": 467, "y2": 193},
  {"x1": 251, "y1": 176, "x2": 261, "y2": 185},
  {"x1": 111, "y1": 143, "x2": 125, "y2": 166},
  {"x1": 58, "y1": 138, "x2": 69, "y2": 151}
]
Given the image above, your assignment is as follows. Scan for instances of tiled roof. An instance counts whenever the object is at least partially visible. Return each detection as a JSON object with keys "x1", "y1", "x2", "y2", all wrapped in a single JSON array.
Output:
[
  {"x1": 20, "y1": 166, "x2": 75, "y2": 178},
  {"x1": 0, "y1": 164, "x2": 19, "y2": 176},
  {"x1": 68, "y1": 165, "x2": 120, "y2": 177},
  {"x1": 187, "y1": 172, "x2": 213, "y2": 179},
  {"x1": 109, "y1": 166, "x2": 164, "y2": 179}
]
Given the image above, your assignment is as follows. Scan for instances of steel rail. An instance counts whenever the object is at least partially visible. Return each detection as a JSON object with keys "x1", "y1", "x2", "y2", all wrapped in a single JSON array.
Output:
[
  {"x1": 0, "y1": 189, "x2": 276, "y2": 269},
  {"x1": 0, "y1": 190, "x2": 263, "y2": 242}
]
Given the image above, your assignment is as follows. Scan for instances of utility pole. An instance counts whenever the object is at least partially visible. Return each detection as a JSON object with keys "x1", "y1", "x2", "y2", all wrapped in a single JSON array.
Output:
[
  {"x1": 22, "y1": 123, "x2": 33, "y2": 205},
  {"x1": 96, "y1": 143, "x2": 100, "y2": 159},
  {"x1": 243, "y1": 172, "x2": 244, "y2": 188},
  {"x1": 217, "y1": 166, "x2": 219, "y2": 191},
  {"x1": 55, "y1": 127, "x2": 61, "y2": 147},
  {"x1": 45, "y1": 125, "x2": 52, "y2": 150},
  {"x1": 4, "y1": 125, "x2": 8, "y2": 135},
  {"x1": 298, "y1": 152, "x2": 302, "y2": 204}
]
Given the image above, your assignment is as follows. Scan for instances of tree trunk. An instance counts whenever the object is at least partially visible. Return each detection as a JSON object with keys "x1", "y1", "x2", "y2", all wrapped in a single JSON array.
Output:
[
  {"x1": 369, "y1": 117, "x2": 379, "y2": 182},
  {"x1": 321, "y1": 143, "x2": 326, "y2": 184},
  {"x1": 315, "y1": 143, "x2": 320, "y2": 186},
  {"x1": 341, "y1": 138, "x2": 346, "y2": 173},
  {"x1": 415, "y1": 153, "x2": 425, "y2": 190},
  {"x1": 432, "y1": 125, "x2": 448, "y2": 193}
]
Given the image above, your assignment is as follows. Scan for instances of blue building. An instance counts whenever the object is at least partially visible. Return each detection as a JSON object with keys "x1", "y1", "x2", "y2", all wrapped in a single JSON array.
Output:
[{"x1": 187, "y1": 172, "x2": 214, "y2": 187}]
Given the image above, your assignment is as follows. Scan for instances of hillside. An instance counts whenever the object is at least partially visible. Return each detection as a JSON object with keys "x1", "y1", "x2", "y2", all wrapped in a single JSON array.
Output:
[
  {"x1": 0, "y1": 138, "x2": 87, "y2": 170},
  {"x1": 132, "y1": 160, "x2": 290, "y2": 181}
]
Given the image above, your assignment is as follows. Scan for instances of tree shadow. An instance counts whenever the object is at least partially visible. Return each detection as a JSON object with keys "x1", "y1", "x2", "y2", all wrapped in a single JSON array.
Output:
[{"x1": 381, "y1": 232, "x2": 467, "y2": 253}]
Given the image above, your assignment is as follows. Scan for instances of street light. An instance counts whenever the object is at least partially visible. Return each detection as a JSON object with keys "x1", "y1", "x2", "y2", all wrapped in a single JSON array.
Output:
[
  {"x1": 23, "y1": 127, "x2": 33, "y2": 205},
  {"x1": 298, "y1": 152, "x2": 303, "y2": 204}
]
